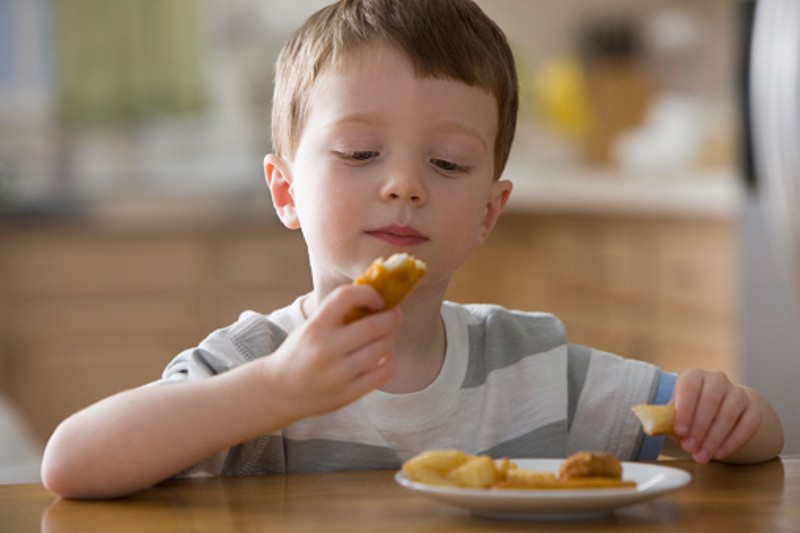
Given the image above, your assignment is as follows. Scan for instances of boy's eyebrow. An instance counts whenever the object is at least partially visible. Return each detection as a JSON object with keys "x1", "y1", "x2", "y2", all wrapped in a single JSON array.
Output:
[
  {"x1": 433, "y1": 121, "x2": 490, "y2": 150},
  {"x1": 330, "y1": 113, "x2": 387, "y2": 128},
  {"x1": 331, "y1": 114, "x2": 490, "y2": 150}
]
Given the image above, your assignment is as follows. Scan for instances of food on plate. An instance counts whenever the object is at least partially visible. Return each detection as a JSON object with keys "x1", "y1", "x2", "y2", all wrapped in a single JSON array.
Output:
[
  {"x1": 401, "y1": 449, "x2": 636, "y2": 490},
  {"x1": 559, "y1": 451, "x2": 623, "y2": 480},
  {"x1": 496, "y1": 475, "x2": 635, "y2": 490},
  {"x1": 446, "y1": 455, "x2": 505, "y2": 488},
  {"x1": 400, "y1": 449, "x2": 468, "y2": 487},
  {"x1": 495, "y1": 468, "x2": 557, "y2": 489},
  {"x1": 345, "y1": 253, "x2": 426, "y2": 323},
  {"x1": 632, "y1": 403, "x2": 677, "y2": 437}
]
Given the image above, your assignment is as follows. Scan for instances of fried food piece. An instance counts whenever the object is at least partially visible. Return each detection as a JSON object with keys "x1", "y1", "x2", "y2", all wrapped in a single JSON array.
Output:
[
  {"x1": 558, "y1": 451, "x2": 623, "y2": 480},
  {"x1": 346, "y1": 253, "x2": 426, "y2": 323},
  {"x1": 495, "y1": 475, "x2": 635, "y2": 490},
  {"x1": 493, "y1": 468, "x2": 557, "y2": 489},
  {"x1": 632, "y1": 403, "x2": 677, "y2": 437},
  {"x1": 401, "y1": 449, "x2": 468, "y2": 487},
  {"x1": 495, "y1": 452, "x2": 634, "y2": 490},
  {"x1": 445, "y1": 456, "x2": 503, "y2": 488},
  {"x1": 554, "y1": 477, "x2": 636, "y2": 489},
  {"x1": 402, "y1": 450, "x2": 509, "y2": 489},
  {"x1": 493, "y1": 457, "x2": 516, "y2": 479}
]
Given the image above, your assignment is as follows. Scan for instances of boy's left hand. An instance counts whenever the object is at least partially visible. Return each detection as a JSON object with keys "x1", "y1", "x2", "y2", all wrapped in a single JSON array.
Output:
[{"x1": 672, "y1": 368, "x2": 763, "y2": 463}]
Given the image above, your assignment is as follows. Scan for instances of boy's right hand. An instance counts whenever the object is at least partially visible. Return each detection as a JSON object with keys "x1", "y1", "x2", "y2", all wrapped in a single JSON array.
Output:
[{"x1": 262, "y1": 284, "x2": 401, "y2": 419}]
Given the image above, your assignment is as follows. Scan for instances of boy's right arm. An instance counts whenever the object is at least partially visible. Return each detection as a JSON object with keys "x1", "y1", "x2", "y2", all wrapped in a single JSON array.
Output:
[{"x1": 41, "y1": 285, "x2": 400, "y2": 499}]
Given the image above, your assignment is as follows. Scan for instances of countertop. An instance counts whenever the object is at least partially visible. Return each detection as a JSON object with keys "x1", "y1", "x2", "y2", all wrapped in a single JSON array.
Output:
[
  {"x1": 0, "y1": 167, "x2": 744, "y2": 230},
  {"x1": 504, "y1": 167, "x2": 744, "y2": 219}
]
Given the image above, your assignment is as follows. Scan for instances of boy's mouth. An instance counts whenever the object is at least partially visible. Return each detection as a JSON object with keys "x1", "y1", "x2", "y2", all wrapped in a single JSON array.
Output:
[{"x1": 366, "y1": 225, "x2": 428, "y2": 247}]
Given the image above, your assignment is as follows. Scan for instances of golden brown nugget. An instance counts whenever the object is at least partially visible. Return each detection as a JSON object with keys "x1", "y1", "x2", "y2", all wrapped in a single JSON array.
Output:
[
  {"x1": 346, "y1": 253, "x2": 426, "y2": 323},
  {"x1": 632, "y1": 403, "x2": 677, "y2": 437},
  {"x1": 559, "y1": 451, "x2": 623, "y2": 480}
]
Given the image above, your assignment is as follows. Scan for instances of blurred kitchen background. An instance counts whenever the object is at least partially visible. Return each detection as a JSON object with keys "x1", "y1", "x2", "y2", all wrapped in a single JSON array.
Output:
[{"x1": 1, "y1": 0, "x2": 796, "y2": 482}]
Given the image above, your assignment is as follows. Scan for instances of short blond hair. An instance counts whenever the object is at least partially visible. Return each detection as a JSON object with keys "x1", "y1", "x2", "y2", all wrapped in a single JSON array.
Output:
[{"x1": 271, "y1": 0, "x2": 518, "y2": 180}]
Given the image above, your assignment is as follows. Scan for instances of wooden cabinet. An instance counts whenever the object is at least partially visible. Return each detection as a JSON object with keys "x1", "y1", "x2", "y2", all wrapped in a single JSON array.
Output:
[
  {"x1": 0, "y1": 211, "x2": 736, "y2": 442},
  {"x1": 0, "y1": 221, "x2": 310, "y2": 441},
  {"x1": 447, "y1": 212, "x2": 737, "y2": 378}
]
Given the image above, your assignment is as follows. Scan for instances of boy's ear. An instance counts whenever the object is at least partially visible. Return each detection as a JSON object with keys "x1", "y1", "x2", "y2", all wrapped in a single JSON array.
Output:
[
  {"x1": 264, "y1": 154, "x2": 300, "y2": 229},
  {"x1": 477, "y1": 179, "x2": 512, "y2": 244}
]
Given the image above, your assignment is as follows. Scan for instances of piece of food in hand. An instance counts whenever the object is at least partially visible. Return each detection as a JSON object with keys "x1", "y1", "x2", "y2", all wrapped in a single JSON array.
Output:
[
  {"x1": 345, "y1": 253, "x2": 426, "y2": 323},
  {"x1": 558, "y1": 451, "x2": 623, "y2": 480},
  {"x1": 632, "y1": 403, "x2": 676, "y2": 437}
]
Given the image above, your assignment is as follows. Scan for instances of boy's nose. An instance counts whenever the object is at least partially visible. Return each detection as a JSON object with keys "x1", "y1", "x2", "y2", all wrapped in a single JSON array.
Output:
[
  {"x1": 387, "y1": 191, "x2": 422, "y2": 202},
  {"x1": 380, "y1": 166, "x2": 427, "y2": 204}
]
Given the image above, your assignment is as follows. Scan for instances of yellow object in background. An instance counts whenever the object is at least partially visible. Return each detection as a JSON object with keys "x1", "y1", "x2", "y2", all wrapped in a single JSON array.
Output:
[{"x1": 533, "y1": 57, "x2": 594, "y2": 141}]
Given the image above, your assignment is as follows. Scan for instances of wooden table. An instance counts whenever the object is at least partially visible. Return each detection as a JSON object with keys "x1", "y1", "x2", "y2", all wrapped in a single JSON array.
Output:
[{"x1": 2, "y1": 456, "x2": 798, "y2": 532}]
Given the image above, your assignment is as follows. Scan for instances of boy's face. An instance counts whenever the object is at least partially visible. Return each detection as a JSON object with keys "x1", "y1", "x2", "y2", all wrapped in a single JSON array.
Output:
[{"x1": 266, "y1": 41, "x2": 511, "y2": 294}]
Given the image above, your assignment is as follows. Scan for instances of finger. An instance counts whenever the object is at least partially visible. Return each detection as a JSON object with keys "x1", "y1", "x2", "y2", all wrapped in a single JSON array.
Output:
[
  {"x1": 694, "y1": 387, "x2": 748, "y2": 463},
  {"x1": 672, "y1": 369, "x2": 704, "y2": 437},
  {"x1": 316, "y1": 284, "x2": 385, "y2": 326},
  {"x1": 347, "y1": 352, "x2": 397, "y2": 399},
  {"x1": 715, "y1": 405, "x2": 763, "y2": 460},
  {"x1": 344, "y1": 306, "x2": 402, "y2": 342},
  {"x1": 344, "y1": 333, "x2": 397, "y2": 377},
  {"x1": 684, "y1": 373, "x2": 730, "y2": 456}
]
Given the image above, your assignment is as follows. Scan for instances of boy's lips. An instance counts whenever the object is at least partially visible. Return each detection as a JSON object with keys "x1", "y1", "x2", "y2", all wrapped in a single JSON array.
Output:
[{"x1": 366, "y1": 225, "x2": 428, "y2": 247}]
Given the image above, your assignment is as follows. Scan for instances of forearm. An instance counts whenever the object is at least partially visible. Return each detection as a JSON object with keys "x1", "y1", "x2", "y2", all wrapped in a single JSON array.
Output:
[
  {"x1": 41, "y1": 362, "x2": 297, "y2": 499},
  {"x1": 719, "y1": 387, "x2": 784, "y2": 464}
]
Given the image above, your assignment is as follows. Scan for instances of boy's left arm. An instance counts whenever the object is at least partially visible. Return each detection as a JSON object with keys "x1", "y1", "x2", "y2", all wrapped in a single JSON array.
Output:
[{"x1": 671, "y1": 368, "x2": 784, "y2": 464}]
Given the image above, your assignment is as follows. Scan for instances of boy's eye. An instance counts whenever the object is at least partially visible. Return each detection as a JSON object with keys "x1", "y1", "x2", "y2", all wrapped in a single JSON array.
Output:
[
  {"x1": 337, "y1": 150, "x2": 379, "y2": 162},
  {"x1": 431, "y1": 158, "x2": 469, "y2": 173}
]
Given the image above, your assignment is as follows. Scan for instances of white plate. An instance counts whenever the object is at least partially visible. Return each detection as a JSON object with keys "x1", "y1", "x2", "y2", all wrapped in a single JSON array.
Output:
[{"x1": 395, "y1": 459, "x2": 691, "y2": 520}]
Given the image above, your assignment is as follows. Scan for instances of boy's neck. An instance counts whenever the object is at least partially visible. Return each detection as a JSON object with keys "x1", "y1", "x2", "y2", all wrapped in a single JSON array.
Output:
[
  {"x1": 379, "y1": 299, "x2": 446, "y2": 393},
  {"x1": 300, "y1": 289, "x2": 447, "y2": 394}
]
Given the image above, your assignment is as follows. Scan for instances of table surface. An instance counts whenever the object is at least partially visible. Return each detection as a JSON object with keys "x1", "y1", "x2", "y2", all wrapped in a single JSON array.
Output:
[{"x1": 1, "y1": 456, "x2": 798, "y2": 532}]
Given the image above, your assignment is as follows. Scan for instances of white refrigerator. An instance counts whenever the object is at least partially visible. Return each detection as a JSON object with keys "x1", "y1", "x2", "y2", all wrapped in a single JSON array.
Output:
[{"x1": 742, "y1": 0, "x2": 800, "y2": 454}]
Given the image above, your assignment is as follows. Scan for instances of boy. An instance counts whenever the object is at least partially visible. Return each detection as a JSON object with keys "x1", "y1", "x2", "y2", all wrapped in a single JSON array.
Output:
[{"x1": 41, "y1": 0, "x2": 783, "y2": 499}]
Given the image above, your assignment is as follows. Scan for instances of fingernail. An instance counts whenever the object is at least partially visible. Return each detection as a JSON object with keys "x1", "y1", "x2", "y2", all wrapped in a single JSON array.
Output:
[
  {"x1": 683, "y1": 438, "x2": 697, "y2": 452},
  {"x1": 695, "y1": 450, "x2": 710, "y2": 463},
  {"x1": 674, "y1": 424, "x2": 687, "y2": 436}
]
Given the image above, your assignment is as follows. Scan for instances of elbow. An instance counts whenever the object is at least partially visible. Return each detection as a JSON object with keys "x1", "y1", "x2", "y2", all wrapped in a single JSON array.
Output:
[
  {"x1": 41, "y1": 449, "x2": 122, "y2": 500},
  {"x1": 41, "y1": 453, "x2": 71, "y2": 498},
  {"x1": 41, "y1": 422, "x2": 154, "y2": 500},
  {"x1": 40, "y1": 424, "x2": 113, "y2": 499},
  {"x1": 40, "y1": 425, "x2": 83, "y2": 498}
]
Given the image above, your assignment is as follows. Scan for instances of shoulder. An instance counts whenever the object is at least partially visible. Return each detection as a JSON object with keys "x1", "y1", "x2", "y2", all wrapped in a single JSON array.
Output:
[
  {"x1": 444, "y1": 302, "x2": 569, "y2": 388},
  {"x1": 160, "y1": 299, "x2": 303, "y2": 381},
  {"x1": 444, "y1": 301, "x2": 565, "y2": 332},
  {"x1": 223, "y1": 296, "x2": 306, "y2": 359},
  {"x1": 220, "y1": 310, "x2": 290, "y2": 361},
  {"x1": 444, "y1": 301, "x2": 567, "y2": 351}
]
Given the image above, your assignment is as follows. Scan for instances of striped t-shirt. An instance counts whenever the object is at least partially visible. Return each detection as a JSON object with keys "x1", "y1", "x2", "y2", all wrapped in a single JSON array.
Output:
[{"x1": 157, "y1": 298, "x2": 669, "y2": 477}]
